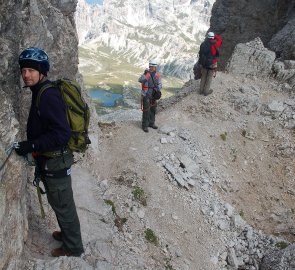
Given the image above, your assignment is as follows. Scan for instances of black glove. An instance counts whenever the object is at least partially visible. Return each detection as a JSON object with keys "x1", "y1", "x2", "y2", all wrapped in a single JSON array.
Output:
[{"x1": 15, "y1": 141, "x2": 34, "y2": 156}]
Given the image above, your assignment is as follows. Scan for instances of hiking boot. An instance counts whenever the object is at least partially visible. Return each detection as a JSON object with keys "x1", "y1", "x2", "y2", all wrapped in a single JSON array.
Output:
[
  {"x1": 204, "y1": 89, "x2": 213, "y2": 96},
  {"x1": 52, "y1": 231, "x2": 62, "y2": 241},
  {"x1": 51, "y1": 247, "x2": 72, "y2": 257},
  {"x1": 149, "y1": 124, "x2": 158, "y2": 129},
  {"x1": 143, "y1": 127, "x2": 149, "y2": 133}
]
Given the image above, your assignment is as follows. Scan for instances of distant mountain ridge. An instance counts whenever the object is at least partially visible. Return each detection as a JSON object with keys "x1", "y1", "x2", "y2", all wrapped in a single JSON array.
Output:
[{"x1": 75, "y1": 0, "x2": 215, "y2": 79}]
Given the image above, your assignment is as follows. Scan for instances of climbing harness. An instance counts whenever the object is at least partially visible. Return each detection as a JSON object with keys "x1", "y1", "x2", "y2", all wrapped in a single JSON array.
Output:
[
  {"x1": 1, "y1": 142, "x2": 71, "y2": 219},
  {"x1": 32, "y1": 164, "x2": 71, "y2": 219},
  {"x1": 33, "y1": 178, "x2": 46, "y2": 219},
  {"x1": 36, "y1": 185, "x2": 45, "y2": 219},
  {"x1": 33, "y1": 165, "x2": 46, "y2": 219},
  {"x1": 33, "y1": 173, "x2": 46, "y2": 219},
  {"x1": 0, "y1": 142, "x2": 19, "y2": 172},
  {"x1": 141, "y1": 97, "x2": 157, "y2": 112}
]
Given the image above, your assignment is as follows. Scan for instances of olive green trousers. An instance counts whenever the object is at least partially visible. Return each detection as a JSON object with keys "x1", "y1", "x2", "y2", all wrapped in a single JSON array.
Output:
[{"x1": 42, "y1": 153, "x2": 84, "y2": 255}]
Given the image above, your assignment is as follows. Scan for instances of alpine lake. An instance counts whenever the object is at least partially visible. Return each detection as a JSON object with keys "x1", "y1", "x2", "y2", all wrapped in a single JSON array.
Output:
[{"x1": 78, "y1": 46, "x2": 185, "y2": 115}]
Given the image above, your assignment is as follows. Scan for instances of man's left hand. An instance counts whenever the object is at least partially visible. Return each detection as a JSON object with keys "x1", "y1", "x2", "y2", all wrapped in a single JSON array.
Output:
[{"x1": 15, "y1": 141, "x2": 34, "y2": 156}]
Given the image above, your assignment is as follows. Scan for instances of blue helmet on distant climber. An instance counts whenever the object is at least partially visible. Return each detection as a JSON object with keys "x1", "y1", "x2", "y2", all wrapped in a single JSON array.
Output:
[
  {"x1": 207, "y1": 32, "x2": 215, "y2": 39},
  {"x1": 19, "y1": 47, "x2": 50, "y2": 76}
]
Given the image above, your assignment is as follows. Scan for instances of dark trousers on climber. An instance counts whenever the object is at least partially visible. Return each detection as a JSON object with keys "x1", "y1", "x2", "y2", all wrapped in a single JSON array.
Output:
[
  {"x1": 40, "y1": 152, "x2": 84, "y2": 255},
  {"x1": 200, "y1": 67, "x2": 214, "y2": 95},
  {"x1": 142, "y1": 96, "x2": 157, "y2": 129}
]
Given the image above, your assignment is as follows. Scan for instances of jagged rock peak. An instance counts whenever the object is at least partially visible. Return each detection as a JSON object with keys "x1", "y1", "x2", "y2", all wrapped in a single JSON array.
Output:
[
  {"x1": 76, "y1": 0, "x2": 215, "y2": 44},
  {"x1": 75, "y1": 0, "x2": 216, "y2": 79}
]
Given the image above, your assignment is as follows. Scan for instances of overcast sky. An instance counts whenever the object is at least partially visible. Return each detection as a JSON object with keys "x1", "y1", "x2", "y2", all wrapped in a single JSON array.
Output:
[{"x1": 86, "y1": 0, "x2": 103, "y2": 4}]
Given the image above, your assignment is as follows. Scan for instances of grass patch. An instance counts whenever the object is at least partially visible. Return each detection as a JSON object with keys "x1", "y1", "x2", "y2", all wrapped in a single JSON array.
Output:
[
  {"x1": 132, "y1": 186, "x2": 147, "y2": 206},
  {"x1": 104, "y1": 199, "x2": 128, "y2": 232},
  {"x1": 220, "y1": 132, "x2": 228, "y2": 141},
  {"x1": 239, "y1": 209, "x2": 245, "y2": 219},
  {"x1": 104, "y1": 199, "x2": 116, "y2": 214},
  {"x1": 145, "y1": 228, "x2": 159, "y2": 245},
  {"x1": 164, "y1": 257, "x2": 175, "y2": 270},
  {"x1": 275, "y1": 241, "x2": 289, "y2": 250},
  {"x1": 114, "y1": 216, "x2": 128, "y2": 231}
]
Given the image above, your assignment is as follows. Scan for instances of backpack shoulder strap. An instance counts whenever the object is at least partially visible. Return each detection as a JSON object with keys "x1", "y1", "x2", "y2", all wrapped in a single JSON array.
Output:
[
  {"x1": 150, "y1": 73, "x2": 156, "y2": 85},
  {"x1": 36, "y1": 82, "x2": 56, "y2": 109},
  {"x1": 150, "y1": 73, "x2": 160, "y2": 89}
]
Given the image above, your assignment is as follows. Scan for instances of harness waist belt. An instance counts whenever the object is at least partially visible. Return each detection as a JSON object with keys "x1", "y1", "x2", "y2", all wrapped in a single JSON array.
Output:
[
  {"x1": 40, "y1": 148, "x2": 71, "y2": 159},
  {"x1": 42, "y1": 168, "x2": 71, "y2": 178}
]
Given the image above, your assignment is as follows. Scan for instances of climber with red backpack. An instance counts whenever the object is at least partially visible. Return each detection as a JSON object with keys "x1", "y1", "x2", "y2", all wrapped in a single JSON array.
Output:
[
  {"x1": 198, "y1": 31, "x2": 222, "y2": 96},
  {"x1": 138, "y1": 60, "x2": 162, "y2": 133},
  {"x1": 16, "y1": 47, "x2": 87, "y2": 257}
]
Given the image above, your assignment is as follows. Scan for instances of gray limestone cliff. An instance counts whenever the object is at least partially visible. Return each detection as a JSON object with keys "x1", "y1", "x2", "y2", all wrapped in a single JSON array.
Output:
[
  {"x1": 75, "y1": 0, "x2": 215, "y2": 79},
  {"x1": 210, "y1": 0, "x2": 295, "y2": 69}
]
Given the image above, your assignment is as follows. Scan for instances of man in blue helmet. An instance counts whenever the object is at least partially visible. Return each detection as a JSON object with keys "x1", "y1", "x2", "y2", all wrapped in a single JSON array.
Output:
[{"x1": 16, "y1": 47, "x2": 84, "y2": 257}]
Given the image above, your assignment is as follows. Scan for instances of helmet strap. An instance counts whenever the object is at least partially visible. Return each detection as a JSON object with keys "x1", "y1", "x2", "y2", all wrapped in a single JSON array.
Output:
[{"x1": 38, "y1": 73, "x2": 45, "y2": 84}]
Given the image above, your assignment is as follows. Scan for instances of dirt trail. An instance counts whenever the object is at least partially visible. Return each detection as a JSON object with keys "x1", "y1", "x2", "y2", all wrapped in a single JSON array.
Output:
[{"x1": 96, "y1": 71, "x2": 295, "y2": 259}]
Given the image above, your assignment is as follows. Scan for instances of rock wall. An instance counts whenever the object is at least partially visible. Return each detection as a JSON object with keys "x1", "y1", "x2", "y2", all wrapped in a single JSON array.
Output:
[
  {"x1": 0, "y1": 0, "x2": 78, "y2": 268},
  {"x1": 226, "y1": 37, "x2": 276, "y2": 77},
  {"x1": 210, "y1": 0, "x2": 295, "y2": 69}
]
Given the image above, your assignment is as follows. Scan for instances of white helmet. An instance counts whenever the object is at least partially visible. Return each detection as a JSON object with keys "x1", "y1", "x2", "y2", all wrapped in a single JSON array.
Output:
[
  {"x1": 149, "y1": 59, "x2": 158, "y2": 67},
  {"x1": 207, "y1": 32, "x2": 215, "y2": 39}
]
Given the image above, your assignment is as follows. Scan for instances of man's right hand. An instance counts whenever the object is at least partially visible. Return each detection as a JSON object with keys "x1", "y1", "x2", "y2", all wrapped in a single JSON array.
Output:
[{"x1": 15, "y1": 141, "x2": 34, "y2": 156}]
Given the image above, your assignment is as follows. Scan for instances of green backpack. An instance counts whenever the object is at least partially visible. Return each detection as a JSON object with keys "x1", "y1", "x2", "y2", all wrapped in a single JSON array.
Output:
[{"x1": 36, "y1": 78, "x2": 91, "y2": 155}]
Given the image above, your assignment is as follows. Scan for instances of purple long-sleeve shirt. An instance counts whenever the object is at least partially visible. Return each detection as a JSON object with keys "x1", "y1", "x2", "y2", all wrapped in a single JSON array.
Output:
[{"x1": 27, "y1": 80, "x2": 71, "y2": 152}]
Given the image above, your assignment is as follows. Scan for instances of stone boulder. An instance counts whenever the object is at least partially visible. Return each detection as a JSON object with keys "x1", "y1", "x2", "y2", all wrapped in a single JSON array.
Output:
[
  {"x1": 226, "y1": 37, "x2": 276, "y2": 77},
  {"x1": 273, "y1": 60, "x2": 295, "y2": 90},
  {"x1": 269, "y1": 17, "x2": 295, "y2": 60},
  {"x1": 260, "y1": 244, "x2": 295, "y2": 270}
]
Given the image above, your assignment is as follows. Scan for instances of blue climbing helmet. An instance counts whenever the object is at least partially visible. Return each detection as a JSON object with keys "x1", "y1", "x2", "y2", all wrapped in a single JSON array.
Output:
[{"x1": 19, "y1": 47, "x2": 50, "y2": 76}]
